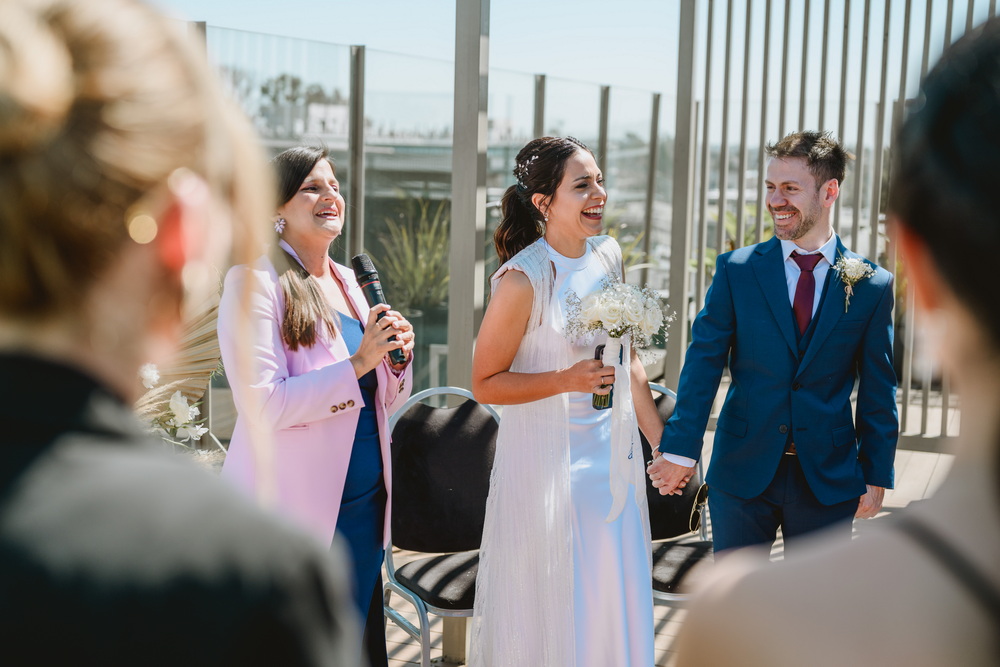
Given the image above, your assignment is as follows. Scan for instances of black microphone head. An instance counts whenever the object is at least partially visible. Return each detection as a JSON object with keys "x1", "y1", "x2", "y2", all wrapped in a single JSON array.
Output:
[{"x1": 351, "y1": 253, "x2": 377, "y2": 279}]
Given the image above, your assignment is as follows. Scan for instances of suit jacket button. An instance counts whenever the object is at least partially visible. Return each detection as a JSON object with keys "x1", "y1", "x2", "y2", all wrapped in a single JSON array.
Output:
[
  {"x1": 338, "y1": 402, "x2": 347, "y2": 410},
  {"x1": 792, "y1": 383, "x2": 802, "y2": 391},
  {"x1": 347, "y1": 400, "x2": 355, "y2": 407},
  {"x1": 330, "y1": 405, "x2": 339, "y2": 413},
  {"x1": 779, "y1": 424, "x2": 788, "y2": 434}
]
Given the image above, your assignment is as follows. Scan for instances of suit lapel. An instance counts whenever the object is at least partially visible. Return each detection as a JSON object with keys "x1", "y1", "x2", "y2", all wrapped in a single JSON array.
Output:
[
  {"x1": 750, "y1": 237, "x2": 798, "y2": 355},
  {"x1": 797, "y1": 237, "x2": 849, "y2": 372}
]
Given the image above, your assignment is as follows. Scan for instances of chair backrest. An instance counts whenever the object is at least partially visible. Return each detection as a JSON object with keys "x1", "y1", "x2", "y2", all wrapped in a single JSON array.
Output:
[
  {"x1": 641, "y1": 383, "x2": 706, "y2": 541},
  {"x1": 389, "y1": 387, "x2": 499, "y2": 554}
]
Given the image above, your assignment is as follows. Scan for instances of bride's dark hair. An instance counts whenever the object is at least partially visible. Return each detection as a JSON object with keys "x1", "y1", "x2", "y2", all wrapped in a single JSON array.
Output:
[{"x1": 494, "y1": 136, "x2": 592, "y2": 265}]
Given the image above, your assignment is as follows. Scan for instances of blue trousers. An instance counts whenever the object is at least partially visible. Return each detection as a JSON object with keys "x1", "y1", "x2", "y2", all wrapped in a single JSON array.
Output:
[{"x1": 709, "y1": 453, "x2": 857, "y2": 558}]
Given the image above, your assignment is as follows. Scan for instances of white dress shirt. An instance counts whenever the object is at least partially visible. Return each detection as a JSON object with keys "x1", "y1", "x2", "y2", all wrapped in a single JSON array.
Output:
[{"x1": 657, "y1": 233, "x2": 838, "y2": 468}]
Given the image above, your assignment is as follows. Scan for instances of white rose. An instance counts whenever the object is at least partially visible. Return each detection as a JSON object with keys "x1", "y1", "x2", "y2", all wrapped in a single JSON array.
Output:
[
  {"x1": 580, "y1": 292, "x2": 603, "y2": 326},
  {"x1": 622, "y1": 290, "x2": 645, "y2": 326},
  {"x1": 641, "y1": 302, "x2": 663, "y2": 338},
  {"x1": 600, "y1": 296, "x2": 624, "y2": 332}
]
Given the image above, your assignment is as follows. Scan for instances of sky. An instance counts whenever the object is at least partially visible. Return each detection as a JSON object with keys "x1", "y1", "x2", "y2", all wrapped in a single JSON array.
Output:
[
  {"x1": 152, "y1": 0, "x2": 997, "y2": 145},
  {"x1": 153, "y1": 0, "x2": 681, "y2": 93}
]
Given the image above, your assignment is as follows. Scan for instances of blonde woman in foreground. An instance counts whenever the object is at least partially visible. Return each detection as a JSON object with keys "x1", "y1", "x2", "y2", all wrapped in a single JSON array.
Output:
[{"x1": 0, "y1": 0, "x2": 360, "y2": 664}]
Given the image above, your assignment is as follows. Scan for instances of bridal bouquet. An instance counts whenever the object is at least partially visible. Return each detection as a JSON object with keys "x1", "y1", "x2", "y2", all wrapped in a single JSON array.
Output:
[
  {"x1": 566, "y1": 278, "x2": 668, "y2": 409},
  {"x1": 566, "y1": 278, "x2": 666, "y2": 349}
]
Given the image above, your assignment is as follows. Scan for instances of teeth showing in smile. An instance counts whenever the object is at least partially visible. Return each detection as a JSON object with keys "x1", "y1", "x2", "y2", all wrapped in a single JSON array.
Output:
[
  {"x1": 583, "y1": 206, "x2": 604, "y2": 216},
  {"x1": 317, "y1": 210, "x2": 338, "y2": 219},
  {"x1": 774, "y1": 212, "x2": 794, "y2": 220}
]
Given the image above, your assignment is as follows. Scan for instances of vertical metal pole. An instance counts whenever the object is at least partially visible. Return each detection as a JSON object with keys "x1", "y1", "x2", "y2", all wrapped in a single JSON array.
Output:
[
  {"x1": 944, "y1": 0, "x2": 954, "y2": 47},
  {"x1": 836, "y1": 0, "x2": 851, "y2": 236},
  {"x1": 779, "y1": 0, "x2": 791, "y2": 136},
  {"x1": 852, "y1": 0, "x2": 871, "y2": 247},
  {"x1": 696, "y1": 100, "x2": 708, "y2": 310},
  {"x1": 921, "y1": 0, "x2": 934, "y2": 80},
  {"x1": 642, "y1": 94, "x2": 661, "y2": 286},
  {"x1": 347, "y1": 45, "x2": 366, "y2": 261},
  {"x1": 664, "y1": 0, "x2": 699, "y2": 391},
  {"x1": 967, "y1": 0, "x2": 976, "y2": 32},
  {"x1": 868, "y1": 0, "x2": 891, "y2": 263},
  {"x1": 819, "y1": 0, "x2": 831, "y2": 130},
  {"x1": 598, "y1": 85, "x2": 611, "y2": 167},
  {"x1": 447, "y1": 0, "x2": 489, "y2": 396},
  {"x1": 736, "y1": 0, "x2": 752, "y2": 250},
  {"x1": 697, "y1": 0, "x2": 715, "y2": 310},
  {"x1": 798, "y1": 0, "x2": 810, "y2": 131},
  {"x1": 757, "y1": 0, "x2": 772, "y2": 244},
  {"x1": 533, "y1": 74, "x2": 546, "y2": 138},
  {"x1": 718, "y1": 0, "x2": 734, "y2": 255}
]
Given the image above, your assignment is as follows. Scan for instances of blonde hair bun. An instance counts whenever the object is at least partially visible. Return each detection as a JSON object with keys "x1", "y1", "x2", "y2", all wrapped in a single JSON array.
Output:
[{"x1": 0, "y1": 1, "x2": 73, "y2": 155}]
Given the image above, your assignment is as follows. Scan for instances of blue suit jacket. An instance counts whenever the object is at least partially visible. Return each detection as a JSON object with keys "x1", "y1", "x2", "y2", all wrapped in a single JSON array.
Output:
[{"x1": 662, "y1": 236, "x2": 898, "y2": 505}]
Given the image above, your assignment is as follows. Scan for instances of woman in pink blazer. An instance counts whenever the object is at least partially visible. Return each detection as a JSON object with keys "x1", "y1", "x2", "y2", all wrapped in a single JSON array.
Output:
[{"x1": 218, "y1": 146, "x2": 414, "y2": 667}]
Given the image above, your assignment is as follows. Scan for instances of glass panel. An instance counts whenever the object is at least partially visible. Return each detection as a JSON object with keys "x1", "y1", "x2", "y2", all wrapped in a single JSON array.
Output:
[
  {"x1": 543, "y1": 77, "x2": 601, "y2": 145},
  {"x1": 485, "y1": 68, "x2": 536, "y2": 289},
  {"x1": 363, "y1": 50, "x2": 454, "y2": 391},
  {"x1": 604, "y1": 87, "x2": 653, "y2": 280}
]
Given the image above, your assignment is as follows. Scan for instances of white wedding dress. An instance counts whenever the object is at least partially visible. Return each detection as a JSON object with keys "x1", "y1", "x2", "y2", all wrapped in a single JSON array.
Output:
[{"x1": 469, "y1": 235, "x2": 654, "y2": 667}]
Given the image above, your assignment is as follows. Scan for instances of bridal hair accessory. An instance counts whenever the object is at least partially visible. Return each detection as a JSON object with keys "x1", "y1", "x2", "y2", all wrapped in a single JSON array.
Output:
[
  {"x1": 832, "y1": 253, "x2": 875, "y2": 312},
  {"x1": 514, "y1": 153, "x2": 539, "y2": 190},
  {"x1": 274, "y1": 217, "x2": 286, "y2": 234}
]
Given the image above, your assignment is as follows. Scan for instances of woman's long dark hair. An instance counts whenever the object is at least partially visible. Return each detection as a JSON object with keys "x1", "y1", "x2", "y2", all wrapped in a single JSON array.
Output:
[
  {"x1": 494, "y1": 136, "x2": 592, "y2": 265},
  {"x1": 270, "y1": 146, "x2": 339, "y2": 351}
]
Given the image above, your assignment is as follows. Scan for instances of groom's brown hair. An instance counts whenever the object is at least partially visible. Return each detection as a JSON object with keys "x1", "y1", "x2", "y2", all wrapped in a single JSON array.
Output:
[{"x1": 765, "y1": 130, "x2": 854, "y2": 188}]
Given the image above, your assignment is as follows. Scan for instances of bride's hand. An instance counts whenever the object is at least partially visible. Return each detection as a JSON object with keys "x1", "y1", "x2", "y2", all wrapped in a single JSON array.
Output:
[{"x1": 561, "y1": 358, "x2": 615, "y2": 395}]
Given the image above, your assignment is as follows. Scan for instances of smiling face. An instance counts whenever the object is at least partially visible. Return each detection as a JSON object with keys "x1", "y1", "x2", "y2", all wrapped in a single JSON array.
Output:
[
  {"x1": 765, "y1": 156, "x2": 837, "y2": 249},
  {"x1": 276, "y1": 158, "x2": 345, "y2": 249},
  {"x1": 536, "y1": 150, "x2": 607, "y2": 242}
]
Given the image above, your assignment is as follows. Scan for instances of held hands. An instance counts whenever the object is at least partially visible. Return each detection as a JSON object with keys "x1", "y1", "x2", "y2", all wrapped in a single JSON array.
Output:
[
  {"x1": 646, "y1": 454, "x2": 695, "y2": 496},
  {"x1": 855, "y1": 484, "x2": 885, "y2": 519},
  {"x1": 350, "y1": 304, "x2": 414, "y2": 378},
  {"x1": 561, "y1": 358, "x2": 616, "y2": 395}
]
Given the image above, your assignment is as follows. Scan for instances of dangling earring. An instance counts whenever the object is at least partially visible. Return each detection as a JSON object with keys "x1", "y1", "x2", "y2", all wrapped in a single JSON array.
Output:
[
  {"x1": 274, "y1": 218, "x2": 286, "y2": 234},
  {"x1": 543, "y1": 212, "x2": 549, "y2": 223}
]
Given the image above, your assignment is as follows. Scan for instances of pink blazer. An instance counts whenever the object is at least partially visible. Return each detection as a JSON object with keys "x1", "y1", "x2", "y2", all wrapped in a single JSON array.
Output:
[{"x1": 217, "y1": 250, "x2": 412, "y2": 547}]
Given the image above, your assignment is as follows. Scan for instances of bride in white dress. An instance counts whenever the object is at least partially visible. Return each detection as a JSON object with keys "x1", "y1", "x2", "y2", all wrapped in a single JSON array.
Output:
[{"x1": 470, "y1": 136, "x2": 679, "y2": 666}]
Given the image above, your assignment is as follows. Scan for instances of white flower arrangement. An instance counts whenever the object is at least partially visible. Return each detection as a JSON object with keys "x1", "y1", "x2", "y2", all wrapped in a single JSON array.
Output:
[
  {"x1": 137, "y1": 363, "x2": 209, "y2": 446},
  {"x1": 833, "y1": 255, "x2": 876, "y2": 313},
  {"x1": 565, "y1": 277, "x2": 668, "y2": 348}
]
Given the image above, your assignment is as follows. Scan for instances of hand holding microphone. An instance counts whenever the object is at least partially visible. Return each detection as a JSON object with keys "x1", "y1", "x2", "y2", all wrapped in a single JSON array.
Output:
[{"x1": 351, "y1": 253, "x2": 410, "y2": 367}]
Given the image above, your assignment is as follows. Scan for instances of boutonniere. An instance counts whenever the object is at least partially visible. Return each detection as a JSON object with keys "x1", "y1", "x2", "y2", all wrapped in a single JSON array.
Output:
[{"x1": 832, "y1": 254, "x2": 876, "y2": 313}]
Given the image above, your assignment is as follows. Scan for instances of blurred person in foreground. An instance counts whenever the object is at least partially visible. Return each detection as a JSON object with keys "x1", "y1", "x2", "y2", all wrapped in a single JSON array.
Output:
[
  {"x1": 676, "y1": 18, "x2": 1000, "y2": 667},
  {"x1": 0, "y1": 0, "x2": 361, "y2": 664},
  {"x1": 219, "y1": 145, "x2": 414, "y2": 667}
]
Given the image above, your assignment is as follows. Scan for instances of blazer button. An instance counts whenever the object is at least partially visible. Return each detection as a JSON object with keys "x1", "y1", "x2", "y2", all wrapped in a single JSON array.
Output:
[
  {"x1": 792, "y1": 382, "x2": 802, "y2": 391},
  {"x1": 779, "y1": 424, "x2": 789, "y2": 434},
  {"x1": 347, "y1": 400, "x2": 355, "y2": 407},
  {"x1": 330, "y1": 405, "x2": 339, "y2": 413},
  {"x1": 338, "y1": 403, "x2": 347, "y2": 410}
]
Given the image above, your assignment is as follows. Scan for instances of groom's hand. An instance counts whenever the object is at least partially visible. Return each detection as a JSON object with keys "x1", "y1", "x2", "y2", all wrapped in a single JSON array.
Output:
[
  {"x1": 855, "y1": 484, "x2": 885, "y2": 519},
  {"x1": 647, "y1": 457, "x2": 695, "y2": 496}
]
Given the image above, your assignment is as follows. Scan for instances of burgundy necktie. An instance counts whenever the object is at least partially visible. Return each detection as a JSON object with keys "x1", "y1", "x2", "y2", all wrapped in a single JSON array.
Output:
[{"x1": 791, "y1": 251, "x2": 823, "y2": 335}]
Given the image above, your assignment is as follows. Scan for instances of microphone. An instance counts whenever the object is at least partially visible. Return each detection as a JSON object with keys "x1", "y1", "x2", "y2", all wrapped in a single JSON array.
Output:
[{"x1": 351, "y1": 253, "x2": 408, "y2": 366}]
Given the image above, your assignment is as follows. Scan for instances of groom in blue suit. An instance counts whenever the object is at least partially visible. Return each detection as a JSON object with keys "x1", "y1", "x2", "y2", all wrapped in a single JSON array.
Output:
[{"x1": 648, "y1": 131, "x2": 898, "y2": 555}]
